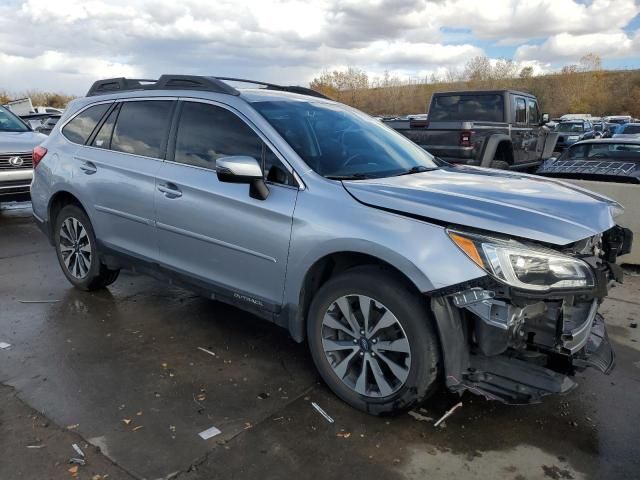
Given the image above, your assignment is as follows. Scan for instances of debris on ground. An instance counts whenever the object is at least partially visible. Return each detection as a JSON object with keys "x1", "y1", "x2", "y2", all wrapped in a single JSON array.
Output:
[
  {"x1": 0, "y1": 342, "x2": 11, "y2": 350},
  {"x1": 72, "y1": 443, "x2": 85, "y2": 457},
  {"x1": 198, "y1": 425, "x2": 222, "y2": 440},
  {"x1": 336, "y1": 431, "x2": 351, "y2": 438},
  {"x1": 132, "y1": 425, "x2": 144, "y2": 432},
  {"x1": 66, "y1": 424, "x2": 80, "y2": 430},
  {"x1": 196, "y1": 392, "x2": 207, "y2": 401},
  {"x1": 408, "y1": 410, "x2": 434, "y2": 422},
  {"x1": 18, "y1": 299, "x2": 61, "y2": 303},
  {"x1": 68, "y1": 465, "x2": 79, "y2": 477},
  {"x1": 257, "y1": 392, "x2": 270, "y2": 400},
  {"x1": 26, "y1": 444, "x2": 45, "y2": 449},
  {"x1": 122, "y1": 418, "x2": 132, "y2": 425},
  {"x1": 630, "y1": 322, "x2": 638, "y2": 329},
  {"x1": 197, "y1": 346, "x2": 216, "y2": 357},
  {"x1": 434, "y1": 402, "x2": 463, "y2": 428},
  {"x1": 69, "y1": 457, "x2": 86, "y2": 466},
  {"x1": 311, "y1": 402, "x2": 334, "y2": 423}
]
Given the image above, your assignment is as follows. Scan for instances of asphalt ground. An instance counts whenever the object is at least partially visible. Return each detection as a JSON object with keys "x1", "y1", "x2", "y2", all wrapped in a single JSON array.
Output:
[{"x1": 1, "y1": 202, "x2": 639, "y2": 480}]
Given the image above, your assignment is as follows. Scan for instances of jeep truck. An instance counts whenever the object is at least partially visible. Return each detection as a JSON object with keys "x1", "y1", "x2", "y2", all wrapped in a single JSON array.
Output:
[{"x1": 388, "y1": 90, "x2": 558, "y2": 170}]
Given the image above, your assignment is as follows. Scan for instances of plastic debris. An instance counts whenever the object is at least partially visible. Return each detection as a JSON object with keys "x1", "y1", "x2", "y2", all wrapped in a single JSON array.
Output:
[
  {"x1": 198, "y1": 425, "x2": 222, "y2": 440},
  {"x1": 122, "y1": 418, "x2": 132, "y2": 425},
  {"x1": 336, "y1": 431, "x2": 351, "y2": 438},
  {"x1": 630, "y1": 322, "x2": 638, "y2": 329},
  {"x1": 72, "y1": 443, "x2": 85, "y2": 457},
  {"x1": 69, "y1": 458, "x2": 86, "y2": 466},
  {"x1": 197, "y1": 346, "x2": 216, "y2": 357},
  {"x1": 0, "y1": 342, "x2": 11, "y2": 350},
  {"x1": 68, "y1": 465, "x2": 79, "y2": 476},
  {"x1": 257, "y1": 392, "x2": 270, "y2": 400},
  {"x1": 66, "y1": 424, "x2": 80, "y2": 430},
  {"x1": 434, "y1": 402, "x2": 463, "y2": 428},
  {"x1": 311, "y1": 402, "x2": 334, "y2": 423},
  {"x1": 408, "y1": 410, "x2": 434, "y2": 422},
  {"x1": 132, "y1": 425, "x2": 144, "y2": 432},
  {"x1": 26, "y1": 445, "x2": 44, "y2": 449}
]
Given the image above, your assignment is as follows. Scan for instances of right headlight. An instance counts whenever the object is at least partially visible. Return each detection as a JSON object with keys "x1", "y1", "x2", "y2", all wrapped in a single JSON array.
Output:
[{"x1": 448, "y1": 230, "x2": 595, "y2": 292}]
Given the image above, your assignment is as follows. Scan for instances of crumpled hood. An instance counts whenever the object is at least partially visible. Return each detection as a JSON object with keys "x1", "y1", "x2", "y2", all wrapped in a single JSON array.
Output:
[
  {"x1": 0, "y1": 131, "x2": 47, "y2": 153},
  {"x1": 343, "y1": 166, "x2": 618, "y2": 245}
]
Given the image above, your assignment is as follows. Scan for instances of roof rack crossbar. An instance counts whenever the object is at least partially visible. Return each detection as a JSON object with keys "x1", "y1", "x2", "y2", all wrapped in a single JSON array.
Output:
[{"x1": 86, "y1": 75, "x2": 330, "y2": 100}]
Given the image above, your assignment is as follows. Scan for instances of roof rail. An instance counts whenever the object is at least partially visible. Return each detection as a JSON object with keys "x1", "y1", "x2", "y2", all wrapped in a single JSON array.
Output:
[
  {"x1": 216, "y1": 77, "x2": 332, "y2": 100},
  {"x1": 86, "y1": 75, "x2": 240, "y2": 97},
  {"x1": 86, "y1": 75, "x2": 330, "y2": 100}
]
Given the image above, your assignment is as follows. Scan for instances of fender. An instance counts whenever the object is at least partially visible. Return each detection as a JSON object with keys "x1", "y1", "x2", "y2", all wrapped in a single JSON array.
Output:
[{"x1": 479, "y1": 134, "x2": 512, "y2": 167}]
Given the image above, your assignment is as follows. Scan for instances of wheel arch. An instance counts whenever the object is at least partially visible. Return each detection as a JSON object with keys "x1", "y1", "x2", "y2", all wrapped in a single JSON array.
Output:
[
  {"x1": 480, "y1": 134, "x2": 513, "y2": 167},
  {"x1": 46, "y1": 190, "x2": 89, "y2": 241},
  {"x1": 286, "y1": 248, "x2": 429, "y2": 343}
]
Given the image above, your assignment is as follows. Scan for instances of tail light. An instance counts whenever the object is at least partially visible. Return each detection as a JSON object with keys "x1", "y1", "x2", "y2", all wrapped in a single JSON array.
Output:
[
  {"x1": 32, "y1": 146, "x2": 47, "y2": 168},
  {"x1": 460, "y1": 131, "x2": 473, "y2": 147}
]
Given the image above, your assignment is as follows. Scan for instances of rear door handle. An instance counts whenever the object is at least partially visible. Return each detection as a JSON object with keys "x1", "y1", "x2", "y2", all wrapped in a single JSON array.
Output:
[
  {"x1": 79, "y1": 160, "x2": 97, "y2": 174},
  {"x1": 158, "y1": 182, "x2": 182, "y2": 198}
]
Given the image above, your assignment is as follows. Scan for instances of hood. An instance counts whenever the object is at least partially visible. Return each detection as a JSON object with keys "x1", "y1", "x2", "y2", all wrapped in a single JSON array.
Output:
[
  {"x1": 0, "y1": 131, "x2": 47, "y2": 153},
  {"x1": 342, "y1": 166, "x2": 618, "y2": 245}
]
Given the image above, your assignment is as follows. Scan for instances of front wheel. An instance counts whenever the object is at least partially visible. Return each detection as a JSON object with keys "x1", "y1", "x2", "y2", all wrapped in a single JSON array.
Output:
[
  {"x1": 54, "y1": 204, "x2": 120, "y2": 291},
  {"x1": 307, "y1": 266, "x2": 441, "y2": 415}
]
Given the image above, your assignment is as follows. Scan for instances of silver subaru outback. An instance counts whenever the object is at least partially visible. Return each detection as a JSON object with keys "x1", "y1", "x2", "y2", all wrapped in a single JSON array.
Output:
[{"x1": 31, "y1": 75, "x2": 632, "y2": 414}]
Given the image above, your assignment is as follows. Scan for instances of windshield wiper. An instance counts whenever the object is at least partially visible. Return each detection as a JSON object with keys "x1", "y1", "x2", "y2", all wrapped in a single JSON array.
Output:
[
  {"x1": 325, "y1": 173, "x2": 373, "y2": 180},
  {"x1": 393, "y1": 165, "x2": 438, "y2": 176}
]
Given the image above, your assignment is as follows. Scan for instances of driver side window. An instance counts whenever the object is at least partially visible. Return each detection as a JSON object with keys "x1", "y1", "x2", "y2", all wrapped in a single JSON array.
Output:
[{"x1": 174, "y1": 101, "x2": 294, "y2": 185}]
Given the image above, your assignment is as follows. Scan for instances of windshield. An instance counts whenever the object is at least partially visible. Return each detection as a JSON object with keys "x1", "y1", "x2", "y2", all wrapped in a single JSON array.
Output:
[
  {"x1": 568, "y1": 143, "x2": 640, "y2": 160},
  {"x1": 429, "y1": 94, "x2": 503, "y2": 122},
  {"x1": 557, "y1": 122, "x2": 584, "y2": 133},
  {"x1": 619, "y1": 125, "x2": 640, "y2": 134},
  {"x1": 251, "y1": 99, "x2": 438, "y2": 178},
  {"x1": 0, "y1": 106, "x2": 29, "y2": 132}
]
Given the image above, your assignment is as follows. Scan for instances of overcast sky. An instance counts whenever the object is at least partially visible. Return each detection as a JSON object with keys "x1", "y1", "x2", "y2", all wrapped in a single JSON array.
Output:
[{"x1": 1, "y1": 0, "x2": 639, "y2": 95}]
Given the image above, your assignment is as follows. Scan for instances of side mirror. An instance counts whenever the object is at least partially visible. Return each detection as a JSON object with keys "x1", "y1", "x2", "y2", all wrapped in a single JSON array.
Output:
[
  {"x1": 216, "y1": 156, "x2": 269, "y2": 200},
  {"x1": 541, "y1": 113, "x2": 550, "y2": 124}
]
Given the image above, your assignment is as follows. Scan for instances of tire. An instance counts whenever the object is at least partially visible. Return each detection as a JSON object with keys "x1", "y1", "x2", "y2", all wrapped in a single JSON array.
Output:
[
  {"x1": 54, "y1": 204, "x2": 120, "y2": 291},
  {"x1": 489, "y1": 160, "x2": 509, "y2": 169},
  {"x1": 307, "y1": 266, "x2": 440, "y2": 415}
]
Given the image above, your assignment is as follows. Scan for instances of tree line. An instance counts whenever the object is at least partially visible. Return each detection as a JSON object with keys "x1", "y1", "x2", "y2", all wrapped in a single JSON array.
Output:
[{"x1": 309, "y1": 55, "x2": 640, "y2": 118}]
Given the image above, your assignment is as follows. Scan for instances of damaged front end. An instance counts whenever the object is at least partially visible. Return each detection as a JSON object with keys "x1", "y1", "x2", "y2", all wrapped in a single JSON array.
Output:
[{"x1": 432, "y1": 225, "x2": 632, "y2": 404}]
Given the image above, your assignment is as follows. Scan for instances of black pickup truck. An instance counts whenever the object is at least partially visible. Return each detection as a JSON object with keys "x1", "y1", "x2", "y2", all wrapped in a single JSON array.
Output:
[{"x1": 387, "y1": 90, "x2": 558, "y2": 169}]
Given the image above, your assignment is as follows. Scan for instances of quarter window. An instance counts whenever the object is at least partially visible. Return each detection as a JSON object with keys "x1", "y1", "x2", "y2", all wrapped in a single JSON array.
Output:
[
  {"x1": 515, "y1": 98, "x2": 526, "y2": 124},
  {"x1": 62, "y1": 103, "x2": 111, "y2": 144},
  {"x1": 111, "y1": 101, "x2": 174, "y2": 158},
  {"x1": 174, "y1": 102, "x2": 294, "y2": 185}
]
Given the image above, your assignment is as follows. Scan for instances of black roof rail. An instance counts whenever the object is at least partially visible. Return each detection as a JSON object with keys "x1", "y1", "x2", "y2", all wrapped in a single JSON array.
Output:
[
  {"x1": 86, "y1": 75, "x2": 240, "y2": 97},
  {"x1": 86, "y1": 75, "x2": 330, "y2": 100},
  {"x1": 217, "y1": 77, "x2": 332, "y2": 100}
]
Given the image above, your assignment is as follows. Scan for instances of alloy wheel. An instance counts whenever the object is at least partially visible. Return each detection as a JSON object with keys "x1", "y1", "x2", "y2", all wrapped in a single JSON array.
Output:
[
  {"x1": 59, "y1": 217, "x2": 92, "y2": 279},
  {"x1": 321, "y1": 294, "x2": 411, "y2": 397}
]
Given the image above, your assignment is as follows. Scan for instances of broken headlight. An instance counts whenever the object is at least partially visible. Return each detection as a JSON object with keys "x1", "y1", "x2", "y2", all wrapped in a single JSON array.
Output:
[{"x1": 448, "y1": 231, "x2": 595, "y2": 292}]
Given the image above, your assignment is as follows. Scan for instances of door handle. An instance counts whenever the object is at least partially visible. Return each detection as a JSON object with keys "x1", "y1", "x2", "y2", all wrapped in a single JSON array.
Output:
[
  {"x1": 79, "y1": 161, "x2": 97, "y2": 174},
  {"x1": 158, "y1": 182, "x2": 182, "y2": 198}
]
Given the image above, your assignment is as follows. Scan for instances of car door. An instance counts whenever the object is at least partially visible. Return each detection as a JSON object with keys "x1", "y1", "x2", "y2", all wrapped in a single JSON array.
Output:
[
  {"x1": 154, "y1": 99, "x2": 299, "y2": 312},
  {"x1": 526, "y1": 98, "x2": 543, "y2": 162},
  {"x1": 511, "y1": 96, "x2": 528, "y2": 163},
  {"x1": 68, "y1": 98, "x2": 175, "y2": 261}
]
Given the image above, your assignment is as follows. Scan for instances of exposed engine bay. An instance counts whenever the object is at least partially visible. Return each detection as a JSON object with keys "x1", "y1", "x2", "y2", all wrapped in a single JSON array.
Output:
[{"x1": 432, "y1": 225, "x2": 633, "y2": 404}]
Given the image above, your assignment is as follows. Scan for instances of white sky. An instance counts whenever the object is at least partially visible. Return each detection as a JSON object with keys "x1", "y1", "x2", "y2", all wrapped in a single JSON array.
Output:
[{"x1": 0, "y1": 0, "x2": 638, "y2": 94}]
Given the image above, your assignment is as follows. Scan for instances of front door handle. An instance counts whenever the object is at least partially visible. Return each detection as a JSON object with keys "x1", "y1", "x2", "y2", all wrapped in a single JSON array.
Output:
[
  {"x1": 79, "y1": 161, "x2": 97, "y2": 174},
  {"x1": 158, "y1": 182, "x2": 182, "y2": 198}
]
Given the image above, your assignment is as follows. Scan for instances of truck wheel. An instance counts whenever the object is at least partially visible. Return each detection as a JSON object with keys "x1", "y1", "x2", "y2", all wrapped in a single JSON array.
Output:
[
  {"x1": 307, "y1": 266, "x2": 440, "y2": 415},
  {"x1": 489, "y1": 160, "x2": 509, "y2": 169},
  {"x1": 54, "y1": 204, "x2": 120, "y2": 291}
]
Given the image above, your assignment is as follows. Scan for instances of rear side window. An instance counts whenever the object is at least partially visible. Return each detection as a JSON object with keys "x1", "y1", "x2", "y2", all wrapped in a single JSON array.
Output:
[
  {"x1": 515, "y1": 98, "x2": 526, "y2": 124},
  {"x1": 429, "y1": 94, "x2": 504, "y2": 122},
  {"x1": 111, "y1": 101, "x2": 174, "y2": 158},
  {"x1": 62, "y1": 103, "x2": 111, "y2": 144},
  {"x1": 91, "y1": 105, "x2": 119, "y2": 149}
]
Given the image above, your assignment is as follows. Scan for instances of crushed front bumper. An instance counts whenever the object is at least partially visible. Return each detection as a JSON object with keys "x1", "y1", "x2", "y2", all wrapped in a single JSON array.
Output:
[{"x1": 432, "y1": 287, "x2": 616, "y2": 405}]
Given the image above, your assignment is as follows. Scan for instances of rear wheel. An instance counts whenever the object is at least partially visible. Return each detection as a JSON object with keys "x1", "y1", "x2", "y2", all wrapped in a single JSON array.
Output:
[
  {"x1": 489, "y1": 160, "x2": 509, "y2": 169},
  {"x1": 54, "y1": 204, "x2": 119, "y2": 291},
  {"x1": 307, "y1": 266, "x2": 440, "y2": 415}
]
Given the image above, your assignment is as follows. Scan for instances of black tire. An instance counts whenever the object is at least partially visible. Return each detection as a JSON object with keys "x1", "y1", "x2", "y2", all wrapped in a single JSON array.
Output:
[
  {"x1": 54, "y1": 204, "x2": 120, "y2": 291},
  {"x1": 489, "y1": 160, "x2": 509, "y2": 169},
  {"x1": 307, "y1": 266, "x2": 440, "y2": 415}
]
